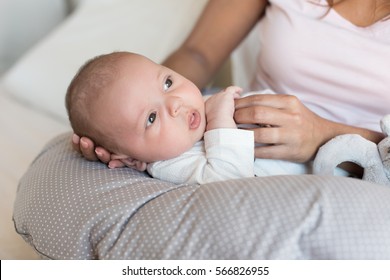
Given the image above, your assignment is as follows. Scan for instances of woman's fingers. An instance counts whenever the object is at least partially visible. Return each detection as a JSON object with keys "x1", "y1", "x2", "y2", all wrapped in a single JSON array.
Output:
[
  {"x1": 254, "y1": 143, "x2": 293, "y2": 160},
  {"x1": 249, "y1": 126, "x2": 282, "y2": 144},
  {"x1": 72, "y1": 134, "x2": 82, "y2": 154},
  {"x1": 72, "y1": 134, "x2": 113, "y2": 163},
  {"x1": 234, "y1": 94, "x2": 300, "y2": 126},
  {"x1": 251, "y1": 128, "x2": 309, "y2": 162},
  {"x1": 72, "y1": 134, "x2": 126, "y2": 168},
  {"x1": 108, "y1": 159, "x2": 126, "y2": 169},
  {"x1": 72, "y1": 135, "x2": 100, "y2": 161},
  {"x1": 79, "y1": 137, "x2": 99, "y2": 161},
  {"x1": 235, "y1": 105, "x2": 292, "y2": 127},
  {"x1": 234, "y1": 93, "x2": 325, "y2": 162},
  {"x1": 95, "y1": 146, "x2": 112, "y2": 164},
  {"x1": 235, "y1": 93, "x2": 295, "y2": 110}
]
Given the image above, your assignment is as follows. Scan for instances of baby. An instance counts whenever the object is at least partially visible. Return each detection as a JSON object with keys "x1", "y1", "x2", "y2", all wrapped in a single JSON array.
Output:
[{"x1": 66, "y1": 51, "x2": 315, "y2": 184}]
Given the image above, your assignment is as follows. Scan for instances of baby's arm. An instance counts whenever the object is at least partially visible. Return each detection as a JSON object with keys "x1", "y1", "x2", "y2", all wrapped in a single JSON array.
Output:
[
  {"x1": 148, "y1": 129, "x2": 254, "y2": 185},
  {"x1": 205, "y1": 86, "x2": 242, "y2": 131}
]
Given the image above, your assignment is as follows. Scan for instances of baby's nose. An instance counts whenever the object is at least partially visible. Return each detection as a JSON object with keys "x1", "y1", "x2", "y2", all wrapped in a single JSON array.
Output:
[{"x1": 167, "y1": 96, "x2": 182, "y2": 117}]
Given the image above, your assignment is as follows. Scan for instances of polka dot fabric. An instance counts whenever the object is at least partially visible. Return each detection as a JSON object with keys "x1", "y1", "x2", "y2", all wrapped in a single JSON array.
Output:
[{"x1": 13, "y1": 133, "x2": 390, "y2": 259}]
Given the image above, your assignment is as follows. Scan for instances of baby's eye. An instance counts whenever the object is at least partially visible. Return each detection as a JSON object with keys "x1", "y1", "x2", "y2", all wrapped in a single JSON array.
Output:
[
  {"x1": 163, "y1": 77, "x2": 173, "y2": 91},
  {"x1": 147, "y1": 112, "x2": 157, "y2": 127}
]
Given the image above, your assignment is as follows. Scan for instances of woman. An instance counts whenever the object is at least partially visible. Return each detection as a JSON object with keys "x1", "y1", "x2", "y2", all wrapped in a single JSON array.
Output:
[{"x1": 74, "y1": 0, "x2": 389, "y2": 167}]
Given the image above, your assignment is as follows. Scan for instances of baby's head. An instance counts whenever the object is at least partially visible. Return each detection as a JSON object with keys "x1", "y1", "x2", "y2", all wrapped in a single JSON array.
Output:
[{"x1": 66, "y1": 51, "x2": 206, "y2": 170}]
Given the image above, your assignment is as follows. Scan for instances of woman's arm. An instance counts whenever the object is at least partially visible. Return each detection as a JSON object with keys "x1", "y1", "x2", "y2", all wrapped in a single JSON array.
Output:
[{"x1": 163, "y1": 0, "x2": 267, "y2": 89}]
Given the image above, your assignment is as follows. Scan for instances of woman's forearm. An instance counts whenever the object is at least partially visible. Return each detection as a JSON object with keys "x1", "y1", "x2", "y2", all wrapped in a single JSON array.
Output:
[
  {"x1": 163, "y1": 47, "x2": 213, "y2": 89},
  {"x1": 321, "y1": 118, "x2": 385, "y2": 146},
  {"x1": 163, "y1": 0, "x2": 267, "y2": 89}
]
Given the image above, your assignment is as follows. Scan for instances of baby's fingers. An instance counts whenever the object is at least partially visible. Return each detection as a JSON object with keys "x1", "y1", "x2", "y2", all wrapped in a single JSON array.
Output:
[{"x1": 224, "y1": 86, "x2": 243, "y2": 98}]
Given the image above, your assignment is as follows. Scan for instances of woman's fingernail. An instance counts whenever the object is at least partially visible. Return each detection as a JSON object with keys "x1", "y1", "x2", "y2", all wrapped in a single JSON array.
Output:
[
  {"x1": 72, "y1": 134, "x2": 80, "y2": 144},
  {"x1": 80, "y1": 138, "x2": 88, "y2": 149},
  {"x1": 95, "y1": 149, "x2": 102, "y2": 157}
]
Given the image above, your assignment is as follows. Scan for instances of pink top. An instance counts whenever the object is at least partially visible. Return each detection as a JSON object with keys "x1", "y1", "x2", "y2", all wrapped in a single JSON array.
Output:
[{"x1": 250, "y1": 0, "x2": 390, "y2": 131}]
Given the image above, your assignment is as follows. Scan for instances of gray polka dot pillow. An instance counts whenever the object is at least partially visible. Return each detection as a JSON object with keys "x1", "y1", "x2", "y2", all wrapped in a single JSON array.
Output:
[{"x1": 13, "y1": 132, "x2": 390, "y2": 259}]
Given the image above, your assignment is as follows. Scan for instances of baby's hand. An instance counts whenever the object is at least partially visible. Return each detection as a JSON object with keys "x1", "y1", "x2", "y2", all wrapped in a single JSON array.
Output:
[{"x1": 205, "y1": 86, "x2": 242, "y2": 131}]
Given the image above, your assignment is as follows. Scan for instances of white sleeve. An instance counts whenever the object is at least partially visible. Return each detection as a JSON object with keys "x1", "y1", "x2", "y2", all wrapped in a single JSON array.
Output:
[{"x1": 147, "y1": 129, "x2": 254, "y2": 184}]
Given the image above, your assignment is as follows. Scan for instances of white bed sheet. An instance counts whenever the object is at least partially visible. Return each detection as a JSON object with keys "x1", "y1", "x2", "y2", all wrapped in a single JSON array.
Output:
[{"x1": 0, "y1": 91, "x2": 69, "y2": 259}]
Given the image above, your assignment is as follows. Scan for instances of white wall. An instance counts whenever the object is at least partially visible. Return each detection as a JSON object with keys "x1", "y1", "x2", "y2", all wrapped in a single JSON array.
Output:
[{"x1": 0, "y1": 0, "x2": 68, "y2": 75}]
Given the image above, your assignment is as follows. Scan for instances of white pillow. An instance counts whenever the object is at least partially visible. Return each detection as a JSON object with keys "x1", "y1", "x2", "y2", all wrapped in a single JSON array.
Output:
[{"x1": 0, "y1": 0, "x2": 207, "y2": 123}]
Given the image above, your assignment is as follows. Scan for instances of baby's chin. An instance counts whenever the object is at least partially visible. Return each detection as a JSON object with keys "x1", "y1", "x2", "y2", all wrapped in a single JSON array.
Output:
[
  {"x1": 196, "y1": 119, "x2": 207, "y2": 140},
  {"x1": 159, "y1": 140, "x2": 201, "y2": 161},
  {"x1": 148, "y1": 129, "x2": 206, "y2": 162}
]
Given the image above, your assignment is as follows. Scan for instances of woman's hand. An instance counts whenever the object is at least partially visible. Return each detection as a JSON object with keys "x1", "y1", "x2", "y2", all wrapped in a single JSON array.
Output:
[
  {"x1": 72, "y1": 134, "x2": 125, "y2": 168},
  {"x1": 234, "y1": 94, "x2": 332, "y2": 163},
  {"x1": 235, "y1": 93, "x2": 384, "y2": 162}
]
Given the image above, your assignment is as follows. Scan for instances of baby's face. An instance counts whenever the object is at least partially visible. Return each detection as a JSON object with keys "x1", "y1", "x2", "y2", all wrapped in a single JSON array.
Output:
[{"x1": 93, "y1": 53, "x2": 206, "y2": 163}]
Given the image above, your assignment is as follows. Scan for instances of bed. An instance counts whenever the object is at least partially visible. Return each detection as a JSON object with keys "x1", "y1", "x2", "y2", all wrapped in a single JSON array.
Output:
[{"x1": 2, "y1": 0, "x2": 390, "y2": 260}]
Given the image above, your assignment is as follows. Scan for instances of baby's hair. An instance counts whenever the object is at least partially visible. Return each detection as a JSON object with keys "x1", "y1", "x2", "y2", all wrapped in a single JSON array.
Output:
[{"x1": 66, "y1": 51, "x2": 127, "y2": 153}]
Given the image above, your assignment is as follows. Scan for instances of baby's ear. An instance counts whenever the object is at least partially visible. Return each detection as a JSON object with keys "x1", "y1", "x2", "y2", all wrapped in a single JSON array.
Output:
[{"x1": 111, "y1": 154, "x2": 148, "y2": 171}]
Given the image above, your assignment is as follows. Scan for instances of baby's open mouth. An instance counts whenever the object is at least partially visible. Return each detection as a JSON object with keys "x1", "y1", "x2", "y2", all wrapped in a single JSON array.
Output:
[{"x1": 189, "y1": 110, "x2": 201, "y2": 129}]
